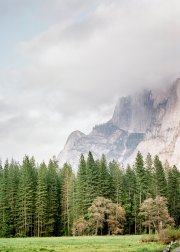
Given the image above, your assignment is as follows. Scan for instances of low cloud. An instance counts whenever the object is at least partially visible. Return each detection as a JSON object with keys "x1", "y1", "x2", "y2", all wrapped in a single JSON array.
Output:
[
  {"x1": 20, "y1": 0, "x2": 180, "y2": 102},
  {"x1": 0, "y1": 0, "x2": 180, "y2": 162}
]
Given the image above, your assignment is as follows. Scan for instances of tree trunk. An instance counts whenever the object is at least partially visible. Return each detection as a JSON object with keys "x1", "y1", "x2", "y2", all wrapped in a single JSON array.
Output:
[{"x1": 95, "y1": 221, "x2": 98, "y2": 235}]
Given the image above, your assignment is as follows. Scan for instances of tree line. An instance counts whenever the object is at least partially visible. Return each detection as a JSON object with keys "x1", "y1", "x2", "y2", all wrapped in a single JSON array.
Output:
[{"x1": 0, "y1": 152, "x2": 179, "y2": 237}]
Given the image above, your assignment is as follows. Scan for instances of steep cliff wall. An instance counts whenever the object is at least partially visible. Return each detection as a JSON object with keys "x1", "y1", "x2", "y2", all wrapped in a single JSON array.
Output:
[{"x1": 57, "y1": 79, "x2": 180, "y2": 171}]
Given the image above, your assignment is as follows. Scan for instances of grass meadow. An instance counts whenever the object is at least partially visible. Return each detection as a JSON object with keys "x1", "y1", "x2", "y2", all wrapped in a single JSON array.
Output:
[{"x1": 0, "y1": 235, "x2": 165, "y2": 252}]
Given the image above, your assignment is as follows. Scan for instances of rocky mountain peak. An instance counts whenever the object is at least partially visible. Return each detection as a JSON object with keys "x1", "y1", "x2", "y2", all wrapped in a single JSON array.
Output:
[
  {"x1": 63, "y1": 130, "x2": 86, "y2": 150},
  {"x1": 57, "y1": 79, "x2": 180, "y2": 171}
]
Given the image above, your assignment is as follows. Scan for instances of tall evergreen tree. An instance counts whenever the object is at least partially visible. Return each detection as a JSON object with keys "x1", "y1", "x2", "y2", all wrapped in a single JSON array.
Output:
[
  {"x1": 17, "y1": 156, "x2": 37, "y2": 237},
  {"x1": 35, "y1": 162, "x2": 48, "y2": 237},
  {"x1": 99, "y1": 154, "x2": 111, "y2": 198},
  {"x1": 154, "y1": 155, "x2": 167, "y2": 198},
  {"x1": 122, "y1": 164, "x2": 137, "y2": 234},
  {"x1": 60, "y1": 163, "x2": 74, "y2": 235},
  {"x1": 145, "y1": 153, "x2": 155, "y2": 197},
  {"x1": 46, "y1": 158, "x2": 59, "y2": 236},
  {"x1": 76, "y1": 154, "x2": 87, "y2": 217},
  {"x1": 135, "y1": 152, "x2": 148, "y2": 204},
  {"x1": 86, "y1": 152, "x2": 99, "y2": 207},
  {"x1": 0, "y1": 160, "x2": 19, "y2": 237},
  {"x1": 68, "y1": 173, "x2": 77, "y2": 232},
  {"x1": 0, "y1": 160, "x2": 11, "y2": 237},
  {"x1": 8, "y1": 160, "x2": 19, "y2": 236},
  {"x1": 134, "y1": 152, "x2": 148, "y2": 233},
  {"x1": 109, "y1": 160, "x2": 123, "y2": 205},
  {"x1": 167, "y1": 165, "x2": 180, "y2": 225}
]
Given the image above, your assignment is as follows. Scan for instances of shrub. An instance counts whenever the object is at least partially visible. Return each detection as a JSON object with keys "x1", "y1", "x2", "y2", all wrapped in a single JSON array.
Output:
[
  {"x1": 159, "y1": 228, "x2": 180, "y2": 244},
  {"x1": 141, "y1": 234, "x2": 158, "y2": 243},
  {"x1": 72, "y1": 216, "x2": 89, "y2": 236}
]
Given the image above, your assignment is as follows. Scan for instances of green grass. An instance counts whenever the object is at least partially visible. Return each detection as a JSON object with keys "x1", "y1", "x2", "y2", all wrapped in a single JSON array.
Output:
[{"x1": 0, "y1": 235, "x2": 165, "y2": 252}]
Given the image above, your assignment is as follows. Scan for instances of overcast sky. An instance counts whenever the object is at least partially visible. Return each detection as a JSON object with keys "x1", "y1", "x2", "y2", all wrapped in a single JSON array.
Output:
[{"x1": 0, "y1": 0, "x2": 180, "y2": 163}]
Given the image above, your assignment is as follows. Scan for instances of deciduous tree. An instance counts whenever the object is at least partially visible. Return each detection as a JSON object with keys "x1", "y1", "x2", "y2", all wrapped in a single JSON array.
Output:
[{"x1": 139, "y1": 196, "x2": 174, "y2": 233}]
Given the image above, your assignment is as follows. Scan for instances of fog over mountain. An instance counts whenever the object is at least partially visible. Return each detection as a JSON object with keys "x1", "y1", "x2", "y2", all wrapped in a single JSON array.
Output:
[
  {"x1": 58, "y1": 79, "x2": 180, "y2": 171},
  {"x1": 0, "y1": 1, "x2": 180, "y2": 162}
]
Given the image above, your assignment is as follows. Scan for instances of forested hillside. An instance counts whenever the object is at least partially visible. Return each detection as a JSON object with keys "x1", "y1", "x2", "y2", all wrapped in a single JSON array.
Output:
[{"x1": 0, "y1": 152, "x2": 179, "y2": 237}]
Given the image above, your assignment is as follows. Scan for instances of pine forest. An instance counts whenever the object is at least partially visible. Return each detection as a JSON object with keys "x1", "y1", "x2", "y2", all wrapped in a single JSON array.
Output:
[{"x1": 0, "y1": 152, "x2": 179, "y2": 237}]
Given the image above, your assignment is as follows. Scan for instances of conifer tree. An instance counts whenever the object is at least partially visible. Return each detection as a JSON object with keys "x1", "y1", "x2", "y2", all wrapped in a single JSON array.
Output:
[
  {"x1": 134, "y1": 152, "x2": 148, "y2": 233},
  {"x1": 135, "y1": 152, "x2": 148, "y2": 205},
  {"x1": 46, "y1": 158, "x2": 59, "y2": 236},
  {"x1": 60, "y1": 163, "x2": 74, "y2": 235},
  {"x1": 109, "y1": 160, "x2": 123, "y2": 204},
  {"x1": 94, "y1": 159, "x2": 101, "y2": 197},
  {"x1": 167, "y1": 165, "x2": 180, "y2": 225},
  {"x1": 86, "y1": 152, "x2": 99, "y2": 207},
  {"x1": 1, "y1": 160, "x2": 11, "y2": 237},
  {"x1": 76, "y1": 154, "x2": 87, "y2": 216},
  {"x1": 154, "y1": 155, "x2": 167, "y2": 198},
  {"x1": 145, "y1": 153, "x2": 155, "y2": 197},
  {"x1": 8, "y1": 160, "x2": 19, "y2": 236},
  {"x1": 35, "y1": 162, "x2": 48, "y2": 237},
  {"x1": 0, "y1": 160, "x2": 19, "y2": 237},
  {"x1": 68, "y1": 173, "x2": 77, "y2": 231},
  {"x1": 122, "y1": 165, "x2": 137, "y2": 234},
  {"x1": 17, "y1": 156, "x2": 37, "y2": 237},
  {"x1": 99, "y1": 154, "x2": 111, "y2": 199}
]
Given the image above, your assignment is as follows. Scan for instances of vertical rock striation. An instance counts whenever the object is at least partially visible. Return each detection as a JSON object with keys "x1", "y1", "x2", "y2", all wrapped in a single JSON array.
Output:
[{"x1": 57, "y1": 79, "x2": 180, "y2": 171}]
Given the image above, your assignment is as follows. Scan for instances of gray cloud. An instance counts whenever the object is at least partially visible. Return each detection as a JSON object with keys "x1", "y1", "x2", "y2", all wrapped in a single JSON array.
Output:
[
  {"x1": 19, "y1": 0, "x2": 180, "y2": 103},
  {"x1": 0, "y1": 0, "x2": 180, "y2": 162}
]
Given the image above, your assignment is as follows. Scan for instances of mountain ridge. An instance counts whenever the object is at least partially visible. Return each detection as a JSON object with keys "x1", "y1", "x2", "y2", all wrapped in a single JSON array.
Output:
[{"x1": 57, "y1": 79, "x2": 180, "y2": 171}]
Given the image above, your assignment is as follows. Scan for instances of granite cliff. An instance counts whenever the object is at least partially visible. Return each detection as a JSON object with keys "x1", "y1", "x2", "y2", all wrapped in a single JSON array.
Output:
[{"x1": 57, "y1": 79, "x2": 180, "y2": 171}]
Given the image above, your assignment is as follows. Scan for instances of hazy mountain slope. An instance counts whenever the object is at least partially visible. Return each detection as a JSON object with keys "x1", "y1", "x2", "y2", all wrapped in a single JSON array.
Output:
[
  {"x1": 57, "y1": 79, "x2": 180, "y2": 171},
  {"x1": 129, "y1": 79, "x2": 180, "y2": 165}
]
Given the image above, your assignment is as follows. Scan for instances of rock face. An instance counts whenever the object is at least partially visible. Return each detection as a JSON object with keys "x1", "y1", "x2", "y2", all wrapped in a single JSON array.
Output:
[
  {"x1": 57, "y1": 79, "x2": 180, "y2": 171},
  {"x1": 111, "y1": 90, "x2": 154, "y2": 133}
]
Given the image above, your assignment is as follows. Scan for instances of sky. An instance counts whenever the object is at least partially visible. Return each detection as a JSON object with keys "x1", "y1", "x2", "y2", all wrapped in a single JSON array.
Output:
[{"x1": 0, "y1": 0, "x2": 180, "y2": 163}]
